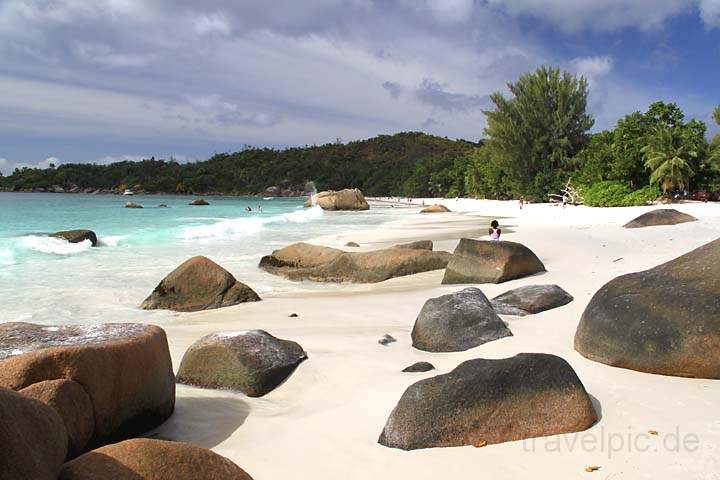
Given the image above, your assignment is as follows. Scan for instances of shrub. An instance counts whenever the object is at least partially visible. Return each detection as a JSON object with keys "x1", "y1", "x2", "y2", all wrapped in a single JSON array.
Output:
[
  {"x1": 581, "y1": 181, "x2": 661, "y2": 207},
  {"x1": 582, "y1": 181, "x2": 632, "y2": 207},
  {"x1": 621, "y1": 185, "x2": 661, "y2": 206}
]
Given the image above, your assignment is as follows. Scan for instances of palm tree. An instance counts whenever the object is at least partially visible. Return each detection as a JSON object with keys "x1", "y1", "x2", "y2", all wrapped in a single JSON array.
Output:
[{"x1": 641, "y1": 127, "x2": 696, "y2": 195}]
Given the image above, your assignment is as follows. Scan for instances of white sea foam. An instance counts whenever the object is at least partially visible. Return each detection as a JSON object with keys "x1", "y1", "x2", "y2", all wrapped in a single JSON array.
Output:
[
  {"x1": 99, "y1": 235, "x2": 128, "y2": 247},
  {"x1": 180, "y1": 205, "x2": 323, "y2": 240},
  {"x1": 0, "y1": 248, "x2": 15, "y2": 266},
  {"x1": 21, "y1": 236, "x2": 93, "y2": 255}
]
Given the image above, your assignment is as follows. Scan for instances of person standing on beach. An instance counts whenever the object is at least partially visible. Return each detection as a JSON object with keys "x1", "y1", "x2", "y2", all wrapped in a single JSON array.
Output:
[
  {"x1": 489, "y1": 220, "x2": 501, "y2": 241},
  {"x1": 519, "y1": 196, "x2": 524, "y2": 210}
]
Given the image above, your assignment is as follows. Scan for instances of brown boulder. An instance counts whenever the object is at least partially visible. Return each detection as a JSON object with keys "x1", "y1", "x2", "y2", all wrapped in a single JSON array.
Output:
[
  {"x1": 141, "y1": 256, "x2": 260, "y2": 312},
  {"x1": 20, "y1": 379, "x2": 94, "y2": 457},
  {"x1": 59, "y1": 438, "x2": 254, "y2": 480},
  {"x1": 575, "y1": 237, "x2": 720, "y2": 378},
  {"x1": 259, "y1": 242, "x2": 451, "y2": 283},
  {"x1": 623, "y1": 208, "x2": 697, "y2": 228},
  {"x1": 50, "y1": 230, "x2": 98, "y2": 247},
  {"x1": 0, "y1": 322, "x2": 175, "y2": 447},
  {"x1": 393, "y1": 240, "x2": 433, "y2": 250},
  {"x1": 177, "y1": 329, "x2": 307, "y2": 397},
  {"x1": 420, "y1": 204, "x2": 450, "y2": 213},
  {"x1": 378, "y1": 354, "x2": 597, "y2": 450},
  {"x1": 442, "y1": 238, "x2": 546, "y2": 284},
  {"x1": 304, "y1": 188, "x2": 370, "y2": 210},
  {"x1": 189, "y1": 198, "x2": 209, "y2": 206},
  {"x1": 0, "y1": 387, "x2": 68, "y2": 480},
  {"x1": 124, "y1": 202, "x2": 143, "y2": 209}
]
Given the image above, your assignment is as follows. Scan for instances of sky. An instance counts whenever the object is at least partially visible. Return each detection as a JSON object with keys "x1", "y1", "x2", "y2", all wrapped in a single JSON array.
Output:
[{"x1": 1, "y1": 0, "x2": 719, "y2": 174}]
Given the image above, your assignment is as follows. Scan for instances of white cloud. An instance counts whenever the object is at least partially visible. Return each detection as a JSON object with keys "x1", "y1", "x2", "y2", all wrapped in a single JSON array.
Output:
[
  {"x1": 194, "y1": 13, "x2": 231, "y2": 35},
  {"x1": 74, "y1": 42, "x2": 154, "y2": 68},
  {"x1": 401, "y1": 0, "x2": 475, "y2": 23},
  {"x1": 699, "y1": 0, "x2": 720, "y2": 27},
  {"x1": 37, "y1": 156, "x2": 60, "y2": 169},
  {"x1": 570, "y1": 55, "x2": 613, "y2": 86},
  {"x1": 0, "y1": 157, "x2": 9, "y2": 175}
]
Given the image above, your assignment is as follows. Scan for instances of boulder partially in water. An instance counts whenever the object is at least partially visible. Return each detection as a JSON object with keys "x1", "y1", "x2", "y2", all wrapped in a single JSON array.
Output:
[
  {"x1": 623, "y1": 208, "x2": 697, "y2": 228},
  {"x1": 259, "y1": 242, "x2": 450, "y2": 283},
  {"x1": 304, "y1": 188, "x2": 369, "y2": 211},
  {"x1": 189, "y1": 198, "x2": 209, "y2": 206},
  {"x1": 491, "y1": 284, "x2": 573, "y2": 316},
  {"x1": 0, "y1": 322, "x2": 175, "y2": 448},
  {"x1": 176, "y1": 330, "x2": 307, "y2": 397},
  {"x1": 412, "y1": 287, "x2": 512, "y2": 352},
  {"x1": 141, "y1": 256, "x2": 260, "y2": 312},
  {"x1": 0, "y1": 387, "x2": 68, "y2": 480},
  {"x1": 378, "y1": 354, "x2": 597, "y2": 450},
  {"x1": 50, "y1": 230, "x2": 98, "y2": 247},
  {"x1": 124, "y1": 202, "x2": 142, "y2": 209},
  {"x1": 575, "y1": 237, "x2": 720, "y2": 378},
  {"x1": 442, "y1": 239, "x2": 546, "y2": 284},
  {"x1": 59, "y1": 438, "x2": 254, "y2": 480}
]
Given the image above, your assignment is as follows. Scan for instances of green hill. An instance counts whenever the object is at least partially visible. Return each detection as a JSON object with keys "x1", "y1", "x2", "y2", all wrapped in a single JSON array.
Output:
[{"x1": 0, "y1": 132, "x2": 479, "y2": 197}]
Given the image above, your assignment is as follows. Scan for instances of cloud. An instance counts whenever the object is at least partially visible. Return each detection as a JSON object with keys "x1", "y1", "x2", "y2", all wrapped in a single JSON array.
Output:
[
  {"x1": 699, "y1": 0, "x2": 720, "y2": 27},
  {"x1": 400, "y1": 0, "x2": 475, "y2": 23},
  {"x1": 194, "y1": 13, "x2": 231, "y2": 35},
  {"x1": 74, "y1": 42, "x2": 154, "y2": 68},
  {"x1": 382, "y1": 81, "x2": 403, "y2": 99},
  {"x1": 570, "y1": 55, "x2": 613, "y2": 86},
  {"x1": 416, "y1": 79, "x2": 490, "y2": 113},
  {"x1": 37, "y1": 156, "x2": 60, "y2": 169},
  {"x1": 0, "y1": 157, "x2": 9, "y2": 175},
  {"x1": 485, "y1": 0, "x2": 695, "y2": 32}
]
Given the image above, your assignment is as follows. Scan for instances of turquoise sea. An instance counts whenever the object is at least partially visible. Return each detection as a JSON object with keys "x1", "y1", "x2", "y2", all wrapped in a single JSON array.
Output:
[{"x1": 0, "y1": 193, "x2": 405, "y2": 325}]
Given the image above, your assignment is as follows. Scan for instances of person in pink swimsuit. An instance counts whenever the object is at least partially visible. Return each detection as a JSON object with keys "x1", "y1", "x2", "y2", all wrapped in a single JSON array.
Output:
[{"x1": 489, "y1": 220, "x2": 501, "y2": 241}]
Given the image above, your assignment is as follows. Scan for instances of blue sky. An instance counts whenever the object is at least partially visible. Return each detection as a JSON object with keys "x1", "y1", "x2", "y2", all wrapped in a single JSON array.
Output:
[{"x1": 0, "y1": 0, "x2": 719, "y2": 175}]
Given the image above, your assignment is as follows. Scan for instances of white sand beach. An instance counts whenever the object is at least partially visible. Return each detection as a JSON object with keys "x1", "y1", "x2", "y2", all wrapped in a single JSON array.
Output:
[{"x1": 151, "y1": 200, "x2": 720, "y2": 479}]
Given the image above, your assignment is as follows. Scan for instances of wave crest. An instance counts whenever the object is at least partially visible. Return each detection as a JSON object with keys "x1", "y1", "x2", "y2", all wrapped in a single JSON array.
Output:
[
  {"x1": 181, "y1": 205, "x2": 323, "y2": 240},
  {"x1": 21, "y1": 236, "x2": 93, "y2": 255}
]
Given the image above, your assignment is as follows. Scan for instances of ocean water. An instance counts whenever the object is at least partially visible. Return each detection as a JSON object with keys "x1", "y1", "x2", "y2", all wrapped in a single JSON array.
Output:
[{"x1": 0, "y1": 193, "x2": 406, "y2": 326}]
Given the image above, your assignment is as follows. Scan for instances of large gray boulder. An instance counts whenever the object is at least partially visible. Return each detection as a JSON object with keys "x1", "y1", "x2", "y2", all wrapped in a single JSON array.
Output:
[
  {"x1": 141, "y1": 256, "x2": 260, "y2": 312},
  {"x1": 0, "y1": 322, "x2": 175, "y2": 448},
  {"x1": 259, "y1": 242, "x2": 450, "y2": 283},
  {"x1": 176, "y1": 330, "x2": 307, "y2": 397},
  {"x1": 442, "y1": 239, "x2": 546, "y2": 284},
  {"x1": 623, "y1": 209, "x2": 697, "y2": 228},
  {"x1": 491, "y1": 284, "x2": 573, "y2": 316},
  {"x1": 378, "y1": 353, "x2": 597, "y2": 450},
  {"x1": 411, "y1": 288, "x2": 512, "y2": 352},
  {"x1": 575, "y1": 238, "x2": 720, "y2": 378},
  {"x1": 50, "y1": 230, "x2": 98, "y2": 247},
  {"x1": 304, "y1": 188, "x2": 369, "y2": 210},
  {"x1": 0, "y1": 387, "x2": 68, "y2": 480}
]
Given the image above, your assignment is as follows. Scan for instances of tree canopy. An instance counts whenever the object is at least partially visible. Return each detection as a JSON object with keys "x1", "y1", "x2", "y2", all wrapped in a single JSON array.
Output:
[{"x1": 484, "y1": 66, "x2": 594, "y2": 198}]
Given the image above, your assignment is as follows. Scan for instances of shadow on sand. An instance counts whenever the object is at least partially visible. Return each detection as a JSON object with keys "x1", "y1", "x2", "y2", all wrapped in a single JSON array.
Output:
[{"x1": 147, "y1": 394, "x2": 251, "y2": 449}]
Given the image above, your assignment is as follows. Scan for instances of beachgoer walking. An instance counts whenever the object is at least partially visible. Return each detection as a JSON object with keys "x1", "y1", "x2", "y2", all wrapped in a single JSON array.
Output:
[
  {"x1": 489, "y1": 220, "x2": 501, "y2": 241},
  {"x1": 519, "y1": 196, "x2": 524, "y2": 210}
]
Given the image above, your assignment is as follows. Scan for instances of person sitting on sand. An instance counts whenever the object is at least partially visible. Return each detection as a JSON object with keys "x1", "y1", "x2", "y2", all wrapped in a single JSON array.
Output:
[{"x1": 489, "y1": 220, "x2": 501, "y2": 241}]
